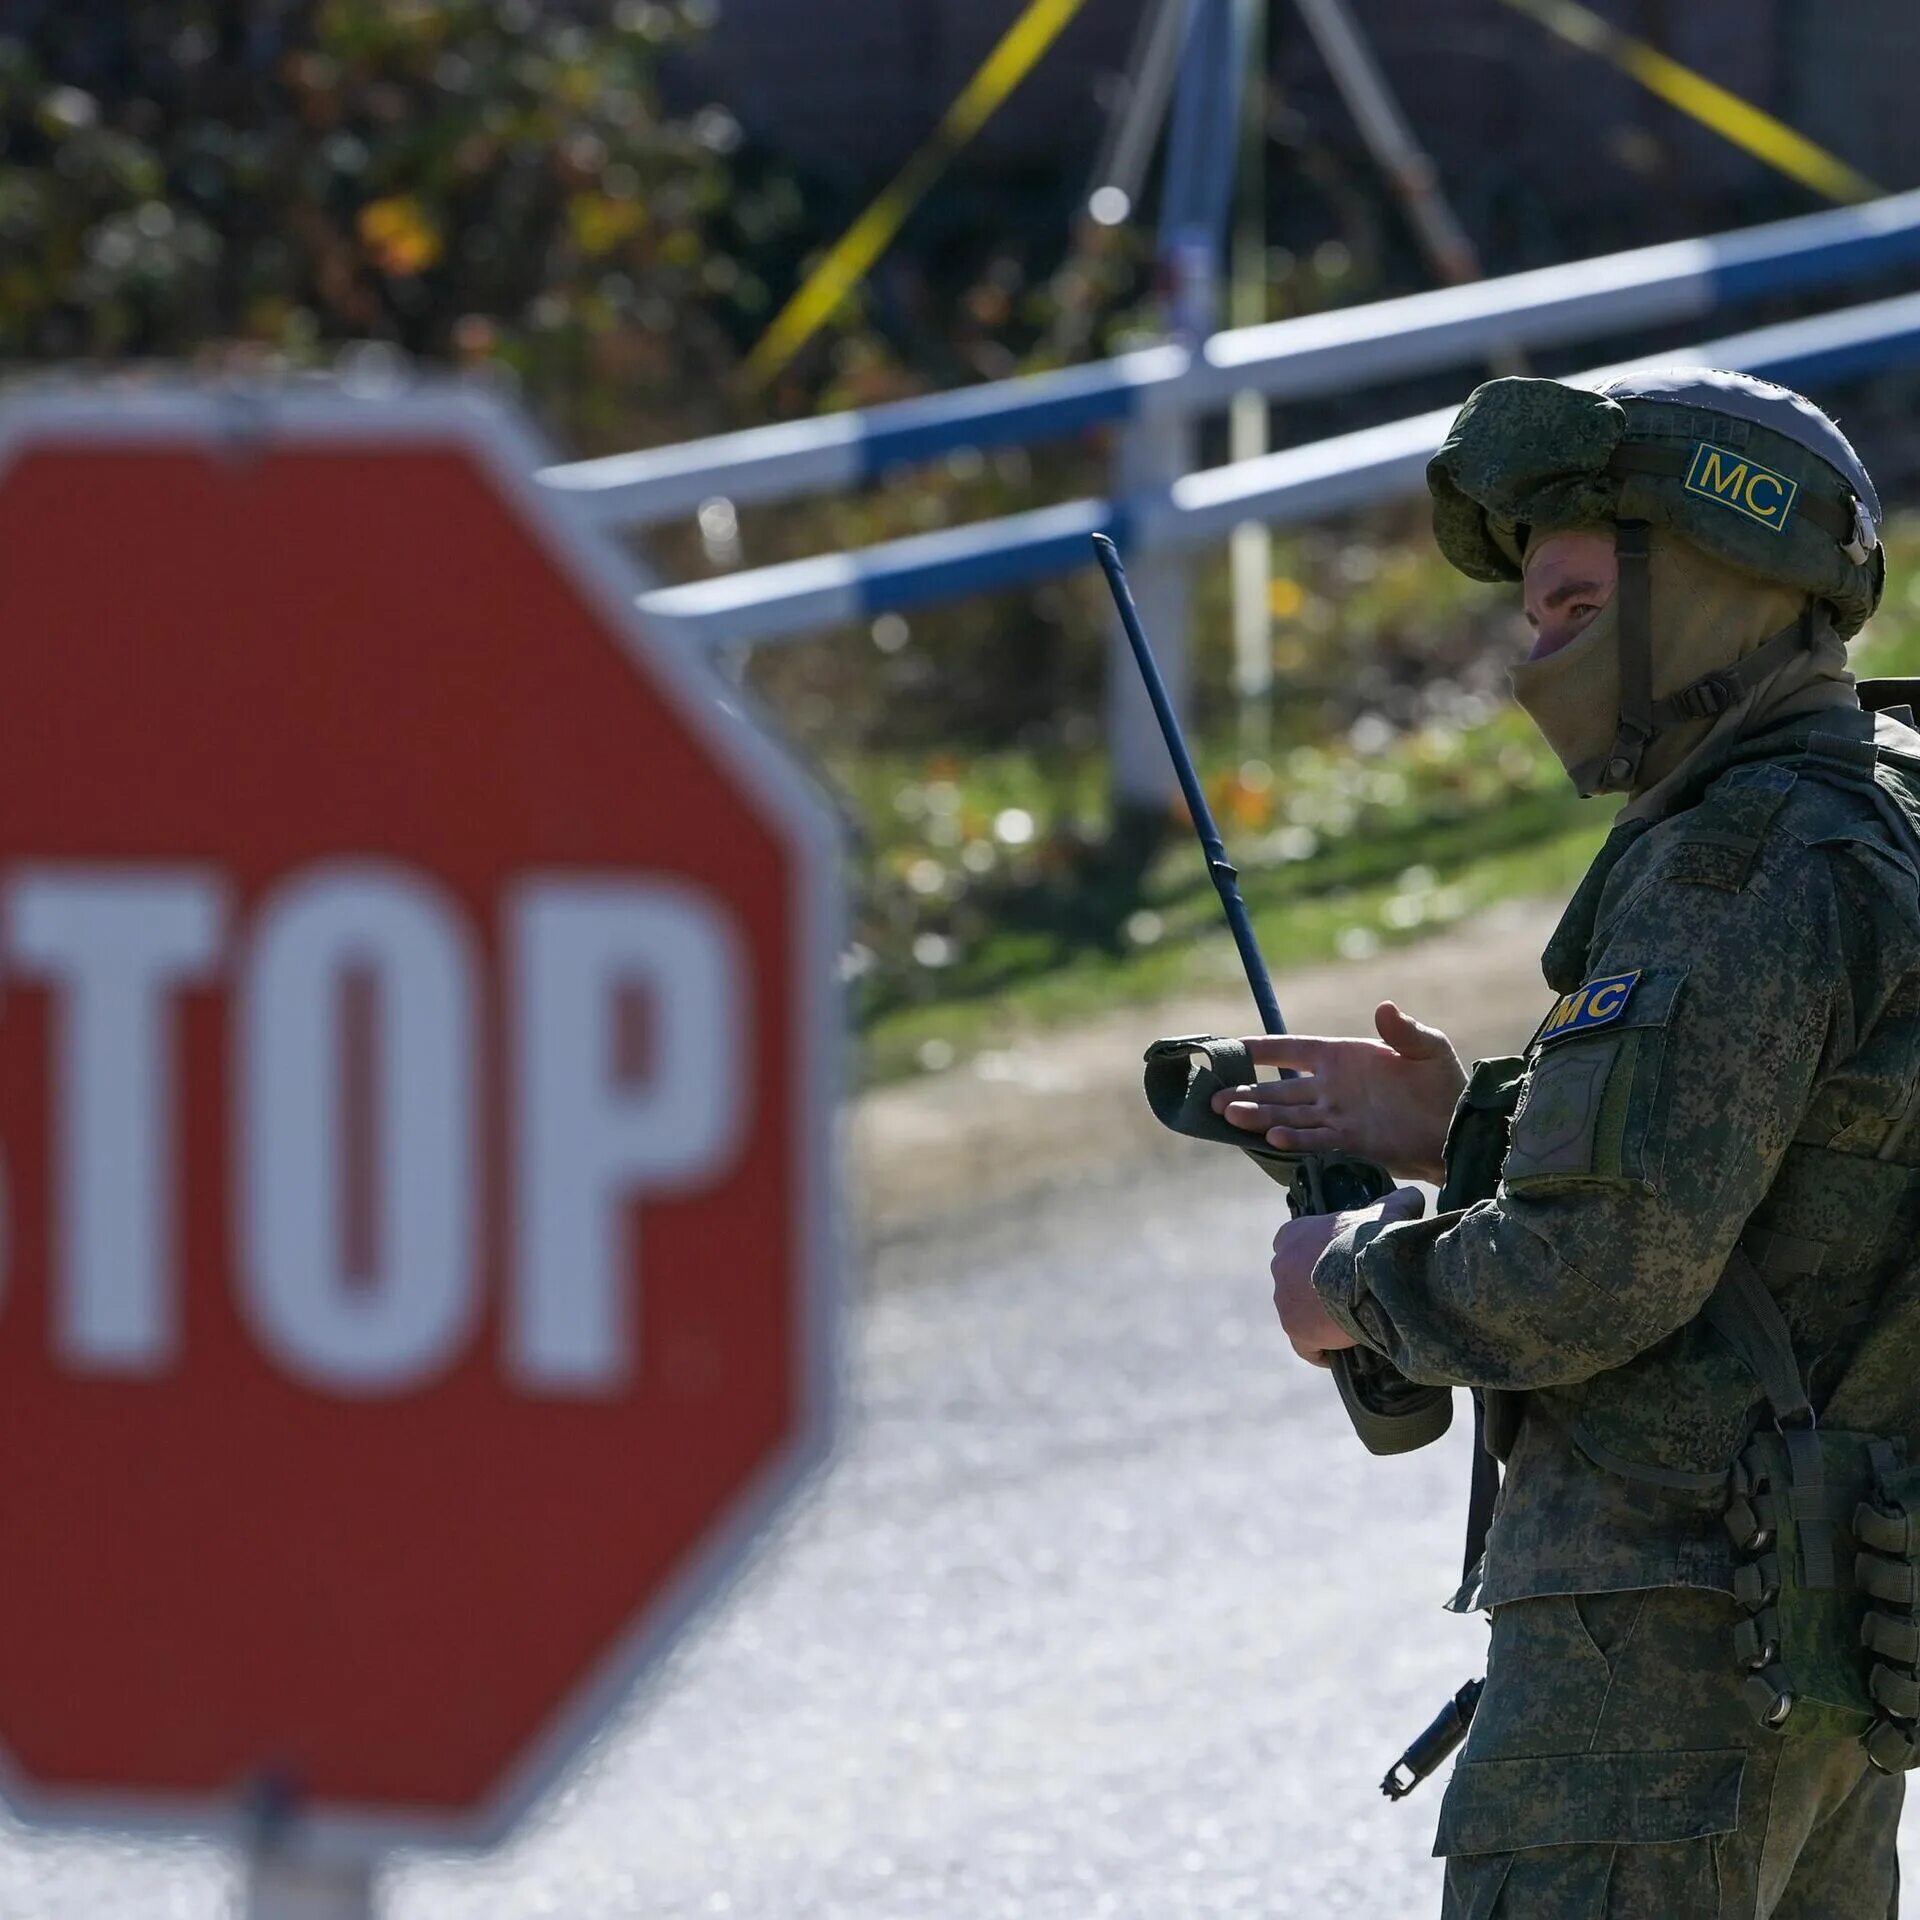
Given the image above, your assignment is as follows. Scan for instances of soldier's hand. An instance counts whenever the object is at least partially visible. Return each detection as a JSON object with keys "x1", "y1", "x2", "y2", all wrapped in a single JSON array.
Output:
[
  {"x1": 1270, "y1": 1186, "x2": 1425, "y2": 1366},
  {"x1": 1210, "y1": 1002, "x2": 1466, "y2": 1184}
]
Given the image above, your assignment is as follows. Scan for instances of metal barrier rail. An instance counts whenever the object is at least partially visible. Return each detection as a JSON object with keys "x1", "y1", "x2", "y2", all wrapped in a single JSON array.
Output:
[
  {"x1": 541, "y1": 190, "x2": 1920, "y2": 530},
  {"x1": 636, "y1": 289, "x2": 1920, "y2": 647}
]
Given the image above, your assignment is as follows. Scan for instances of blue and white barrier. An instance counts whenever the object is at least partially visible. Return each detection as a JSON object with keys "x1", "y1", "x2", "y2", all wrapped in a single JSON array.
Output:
[
  {"x1": 637, "y1": 501, "x2": 1116, "y2": 648},
  {"x1": 540, "y1": 351, "x2": 1180, "y2": 528},
  {"x1": 1154, "y1": 291, "x2": 1920, "y2": 547},
  {"x1": 638, "y1": 288, "x2": 1920, "y2": 648},
  {"x1": 543, "y1": 190, "x2": 1920, "y2": 530}
]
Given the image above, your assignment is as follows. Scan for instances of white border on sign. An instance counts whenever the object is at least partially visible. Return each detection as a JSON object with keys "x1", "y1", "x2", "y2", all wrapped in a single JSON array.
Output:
[{"x1": 0, "y1": 379, "x2": 846, "y2": 1866}]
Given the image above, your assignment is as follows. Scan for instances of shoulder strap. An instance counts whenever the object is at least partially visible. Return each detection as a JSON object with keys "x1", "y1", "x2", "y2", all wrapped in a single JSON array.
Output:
[
  {"x1": 1859, "y1": 679, "x2": 1920, "y2": 727},
  {"x1": 1795, "y1": 728, "x2": 1920, "y2": 877},
  {"x1": 1701, "y1": 1244, "x2": 1813, "y2": 1428}
]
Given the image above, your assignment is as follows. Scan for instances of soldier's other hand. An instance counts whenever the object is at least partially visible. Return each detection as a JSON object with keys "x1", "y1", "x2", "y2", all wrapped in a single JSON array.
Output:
[
  {"x1": 1211, "y1": 1002, "x2": 1466, "y2": 1183},
  {"x1": 1270, "y1": 1186, "x2": 1425, "y2": 1367}
]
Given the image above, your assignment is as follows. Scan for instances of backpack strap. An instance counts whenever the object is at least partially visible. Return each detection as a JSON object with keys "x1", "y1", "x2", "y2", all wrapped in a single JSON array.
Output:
[
  {"x1": 1702, "y1": 1243, "x2": 1815, "y2": 1430},
  {"x1": 1859, "y1": 680, "x2": 1920, "y2": 728}
]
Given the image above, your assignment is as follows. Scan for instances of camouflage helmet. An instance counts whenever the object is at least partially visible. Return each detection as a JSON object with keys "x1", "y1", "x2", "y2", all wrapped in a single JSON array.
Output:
[{"x1": 1427, "y1": 369, "x2": 1885, "y2": 791}]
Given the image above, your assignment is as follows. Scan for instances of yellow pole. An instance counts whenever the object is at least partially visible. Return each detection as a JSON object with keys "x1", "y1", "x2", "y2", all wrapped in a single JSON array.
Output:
[
  {"x1": 745, "y1": 0, "x2": 1093, "y2": 387},
  {"x1": 1495, "y1": 0, "x2": 1881, "y2": 205}
]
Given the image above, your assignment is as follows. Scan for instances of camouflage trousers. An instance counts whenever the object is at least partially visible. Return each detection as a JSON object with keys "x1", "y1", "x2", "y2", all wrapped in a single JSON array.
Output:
[{"x1": 1436, "y1": 1589, "x2": 1902, "y2": 1919}]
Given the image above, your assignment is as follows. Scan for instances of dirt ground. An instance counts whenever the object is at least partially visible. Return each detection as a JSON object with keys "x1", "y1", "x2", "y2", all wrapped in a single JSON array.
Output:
[{"x1": 852, "y1": 898, "x2": 1564, "y2": 1243}]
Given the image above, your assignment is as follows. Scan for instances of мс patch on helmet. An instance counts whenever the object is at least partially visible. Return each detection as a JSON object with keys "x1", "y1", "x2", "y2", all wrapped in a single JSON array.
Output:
[{"x1": 1428, "y1": 368, "x2": 1884, "y2": 638}]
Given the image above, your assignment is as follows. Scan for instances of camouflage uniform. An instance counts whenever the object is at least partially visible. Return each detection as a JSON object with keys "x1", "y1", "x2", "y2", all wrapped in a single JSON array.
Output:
[
  {"x1": 1443, "y1": 1587, "x2": 1900, "y2": 1916},
  {"x1": 1309, "y1": 369, "x2": 1920, "y2": 1915},
  {"x1": 1316, "y1": 704, "x2": 1920, "y2": 1915}
]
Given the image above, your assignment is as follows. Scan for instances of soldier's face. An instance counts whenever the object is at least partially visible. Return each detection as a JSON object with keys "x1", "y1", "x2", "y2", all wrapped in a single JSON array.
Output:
[{"x1": 1522, "y1": 531, "x2": 1617, "y2": 661}]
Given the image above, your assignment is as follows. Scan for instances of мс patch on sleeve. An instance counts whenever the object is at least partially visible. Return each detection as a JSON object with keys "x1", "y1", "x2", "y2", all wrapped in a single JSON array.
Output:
[
  {"x1": 1536, "y1": 970, "x2": 1641, "y2": 1045},
  {"x1": 1505, "y1": 969, "x2": 1687, "y2": 1192}
]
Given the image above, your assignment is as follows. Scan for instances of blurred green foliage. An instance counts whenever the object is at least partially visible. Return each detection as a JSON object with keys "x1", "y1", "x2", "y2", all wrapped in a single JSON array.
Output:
[
  {"x1": 0, "y1": 0, "x2": 1440, "y2": 761},
  {"x1": 0, "y1": 0, "x2": 814, "y2": 444}
]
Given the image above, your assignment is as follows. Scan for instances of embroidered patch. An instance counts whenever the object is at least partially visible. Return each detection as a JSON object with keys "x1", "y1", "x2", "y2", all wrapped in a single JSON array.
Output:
[
  {"x1": 1536, "y1": 971, "x2": 1640, "y2": 1046},
  {"x1": 1505, "y1": 1045, "x2": 1613, "y2": 1182},
  {"x1": 1683, "y1": 441, "x2": 1798, "y2": 533}
]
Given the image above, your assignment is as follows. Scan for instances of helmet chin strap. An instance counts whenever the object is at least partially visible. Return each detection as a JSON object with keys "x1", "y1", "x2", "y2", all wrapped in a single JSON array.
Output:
[
  {"x1": 1569, "y1": 519, "x2": 1822, "y2": 798},
  {"x1": 1596, "y1": 520, "x2": 1654, "y2": 795}
]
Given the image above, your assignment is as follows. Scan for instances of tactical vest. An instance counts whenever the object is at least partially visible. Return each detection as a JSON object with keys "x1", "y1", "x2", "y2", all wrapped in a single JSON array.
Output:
[{"x1": 1451, "y1": 696, "x2": 1920, "y2": 1767}]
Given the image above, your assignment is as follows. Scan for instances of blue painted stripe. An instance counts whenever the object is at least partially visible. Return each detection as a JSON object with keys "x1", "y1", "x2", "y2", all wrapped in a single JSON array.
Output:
[
  {"x1": 853, "y1": 357, "x2": 1172, "y2": 484},
  {"x1": 641, "y1": 499, "x2": 1117, "y2": 642},
  {"x1": 538, "y1": 350, "x2": 1171, "y2": 528},
  {"x1": 851, "y1": 501, "x2": 1120, "y2": 613},
  {"x1": 1706, "y1": 296, "x2": 1920, "y2": 387},
  {"x1": 1758, "y1": 326, "x2": 1920, "y2": 385},
  {"x1": 1708, "y1": 197, "x2": 1920, "y2": 305}
]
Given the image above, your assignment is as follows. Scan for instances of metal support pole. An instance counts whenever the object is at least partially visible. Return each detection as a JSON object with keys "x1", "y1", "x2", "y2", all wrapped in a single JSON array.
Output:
[
  {"x1": 1292, "y1": 0, "x2": 1481, "y2": 286},
  {"x1": 1110, "y1": 0, "x2": 1251, "y2": 813},
  {"x1": 1289, "y1": 0, "x2": 1524, "y2": 374},
  {"x1": 246, "y1": 1855, "x2": 377, "y2": 1920},
  {"x1": 1229, "y1": 0, "x2": 1273, "y2": 749},
  {"x1": 1088, "y1": 0, "x2": 1196, "y2": 228},
  {"x1": 1110, "y1": 408, "x2": 1194, "y2": 811},
  {"x1": 1159, "y1": 0, "x2": 1249, "y2": 342}
]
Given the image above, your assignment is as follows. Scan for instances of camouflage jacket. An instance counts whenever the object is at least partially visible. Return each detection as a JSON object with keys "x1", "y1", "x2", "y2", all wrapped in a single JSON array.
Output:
[{"x1": 1314, "y1": 703, "x2": 1920, "y2": 1606}]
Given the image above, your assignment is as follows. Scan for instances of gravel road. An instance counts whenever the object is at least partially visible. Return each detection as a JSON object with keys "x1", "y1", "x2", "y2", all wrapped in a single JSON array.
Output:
[
  {"x1": 0, "y1": 906, "x2": 1912, "y2": 1916},
  {"x1": 0, "y1": 1151, "x2": 1481, "y2": 1919}
]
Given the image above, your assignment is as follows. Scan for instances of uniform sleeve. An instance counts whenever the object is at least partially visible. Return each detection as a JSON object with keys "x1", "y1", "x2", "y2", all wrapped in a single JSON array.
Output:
[{"x1": 1312, "y1": 848, "x2": 1846, "y2": 1390}]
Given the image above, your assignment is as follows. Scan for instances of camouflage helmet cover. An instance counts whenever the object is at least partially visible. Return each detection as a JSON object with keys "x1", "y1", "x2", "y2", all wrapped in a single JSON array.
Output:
[{"x1": 1427, "y1": 368, "x2": 1885, "y2": 637}]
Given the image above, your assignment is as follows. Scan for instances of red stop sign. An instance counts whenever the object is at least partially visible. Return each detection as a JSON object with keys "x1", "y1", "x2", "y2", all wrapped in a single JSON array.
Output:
[{"x1": 0, "y1": 389, "x2": 840, "y2": 1854}]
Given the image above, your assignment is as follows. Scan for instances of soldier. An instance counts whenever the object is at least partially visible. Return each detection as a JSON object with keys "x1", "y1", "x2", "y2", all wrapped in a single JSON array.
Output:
[{"x1": 1214, "y1": 369, "x2": 1920, "y2": 1915}]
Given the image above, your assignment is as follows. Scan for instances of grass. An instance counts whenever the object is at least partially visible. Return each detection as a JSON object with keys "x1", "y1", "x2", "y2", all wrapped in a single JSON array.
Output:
[{"x1": 841, "y1": 520, "x2": 1920, "y2": 1085}]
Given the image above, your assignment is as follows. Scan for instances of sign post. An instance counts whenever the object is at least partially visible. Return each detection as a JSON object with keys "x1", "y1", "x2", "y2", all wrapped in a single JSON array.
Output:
[
  {"x1": 247, "y1": 1857, "x2": 376, "y2": 1920},
  {"x1": 0, "y1": 386, "x2": 841, "y2": 1901}
]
